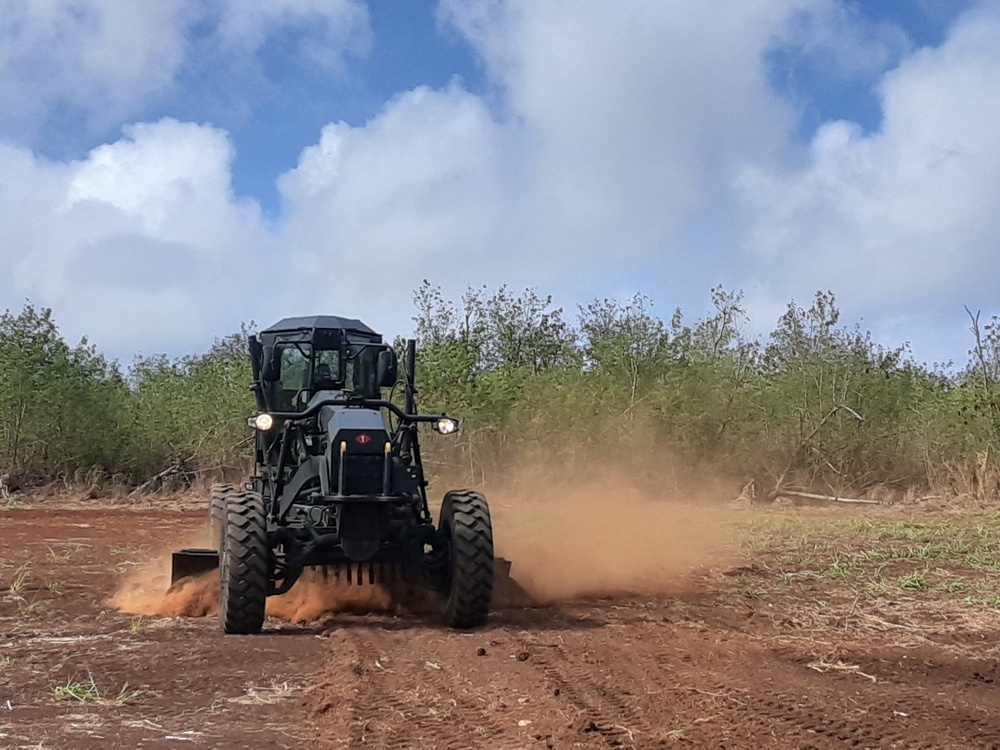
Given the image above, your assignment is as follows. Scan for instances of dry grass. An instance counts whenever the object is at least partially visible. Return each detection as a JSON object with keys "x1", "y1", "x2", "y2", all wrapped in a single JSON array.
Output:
[{"x1": 732, "y1": 507, "x2": 1000, "y2": 657}]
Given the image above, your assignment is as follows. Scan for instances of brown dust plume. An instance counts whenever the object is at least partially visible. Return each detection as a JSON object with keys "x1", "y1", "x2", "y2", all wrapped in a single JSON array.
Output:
[
  {"x1": 112, "y1": 527, "x2": 392, "y2": 622},
  {"x1": 485, "y1": 457, "x2": 742, "y2": 603}
]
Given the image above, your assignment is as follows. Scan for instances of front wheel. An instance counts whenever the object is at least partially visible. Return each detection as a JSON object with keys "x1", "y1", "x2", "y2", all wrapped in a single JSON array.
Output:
[
  {"x1": 208, "y1": 483, "x2": 237, "y2": 551},
  {"x1": 439, "y1": 490, "x2": 494, "y2": 629},
  {"x1": 219, "y1": 491, "x2": 269, "y2": 634}
]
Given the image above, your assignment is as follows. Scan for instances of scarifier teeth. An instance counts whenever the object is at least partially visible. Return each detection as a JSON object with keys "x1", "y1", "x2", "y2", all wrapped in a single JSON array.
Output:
[{"x1": 305, "y1": 562, "x2": 399, "y2": 586}]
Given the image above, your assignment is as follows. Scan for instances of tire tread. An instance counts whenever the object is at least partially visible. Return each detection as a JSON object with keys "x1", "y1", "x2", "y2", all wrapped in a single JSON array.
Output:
[{"x1": 219, "y1": 491, "x2": 268, "y2": 634}]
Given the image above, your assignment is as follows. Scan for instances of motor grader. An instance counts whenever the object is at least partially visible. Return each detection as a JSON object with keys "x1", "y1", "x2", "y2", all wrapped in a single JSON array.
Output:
[{"x1": 172, "y1": 315, "x2": 497, "y2": 633}]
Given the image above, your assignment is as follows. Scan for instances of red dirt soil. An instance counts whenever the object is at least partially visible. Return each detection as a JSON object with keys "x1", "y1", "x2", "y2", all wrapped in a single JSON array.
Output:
[{"x1": 1, "y1": 502, "x2": 1000, "y2": 748}]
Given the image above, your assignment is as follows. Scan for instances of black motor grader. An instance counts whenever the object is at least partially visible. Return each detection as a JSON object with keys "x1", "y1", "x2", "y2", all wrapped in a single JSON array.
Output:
[{"x1": 172, "y1": 315, "x2": 496, "y2": 634}]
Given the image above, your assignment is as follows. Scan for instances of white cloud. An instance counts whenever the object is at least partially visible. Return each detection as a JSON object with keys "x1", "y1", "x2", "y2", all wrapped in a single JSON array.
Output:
[
  {"x1": 774, "y1": 3, "x2": 912, "y2": 80},
  {"x1": 0, "y1": 0, "x2": 371, "y2": 145},
  {"x1": 440, "y1": 0, "x2": 801, "y2": 261},
  {"x1": 738, "y1": 4, "x2": 1000, "y2": 330},
  {"x1": 0, "y1": 0, "x2": 189, "y2": 137},
  {"x1": 214, "y1": 0, "x2": 371, "y2": 70},
  {"x1": 0, "y1": 119, "x2": 268, "y2": 356},
  {"x1": 256, "y1": 0, "x2": 823, "y2": 337},
  {"x1": 2, "y1": 1, "x2": 997, "y2": 366}
]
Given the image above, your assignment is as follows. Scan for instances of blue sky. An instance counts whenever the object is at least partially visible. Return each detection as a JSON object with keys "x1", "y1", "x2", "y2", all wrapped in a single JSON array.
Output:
[{"x1": 1, "y1": 0, "x2": 998, "y2": 368}]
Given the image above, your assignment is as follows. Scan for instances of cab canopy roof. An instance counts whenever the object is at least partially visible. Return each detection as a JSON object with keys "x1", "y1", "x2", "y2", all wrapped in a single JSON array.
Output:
[{"x1": 262, "y1": 315, "x2": 378, "y2": 336}]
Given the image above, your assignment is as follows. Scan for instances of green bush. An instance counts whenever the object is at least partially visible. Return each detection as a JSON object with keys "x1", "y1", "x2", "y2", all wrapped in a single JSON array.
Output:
[{"x1": 1, "y1": 286, "x2": 997, "y2": 499}]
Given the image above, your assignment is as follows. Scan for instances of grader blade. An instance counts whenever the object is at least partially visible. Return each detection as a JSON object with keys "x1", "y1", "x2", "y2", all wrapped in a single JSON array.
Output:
[
  {"x1": 170, "y1": 548, "x2": 219, "y2": 585},
  {"x1": 492, "y1": 556, "x2": 532, "y2": 607}
]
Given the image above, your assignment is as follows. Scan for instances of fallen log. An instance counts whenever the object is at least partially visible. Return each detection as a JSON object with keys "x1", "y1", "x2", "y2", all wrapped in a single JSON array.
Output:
[
  {"x1": 778, "y1": 489, "x2": 881, "y2": 505},
  {"x1": 130, "y1": 462, "x2": 182, "y2": 495}
]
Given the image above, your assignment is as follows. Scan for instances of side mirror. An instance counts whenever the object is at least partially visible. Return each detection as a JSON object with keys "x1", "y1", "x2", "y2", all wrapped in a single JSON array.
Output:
[
  {"x1": 376, "y1": 348, "x2": 398, "y2": 388},
  {"x1": 262, "y1": 345, "x2": 281, "y2": 381}
]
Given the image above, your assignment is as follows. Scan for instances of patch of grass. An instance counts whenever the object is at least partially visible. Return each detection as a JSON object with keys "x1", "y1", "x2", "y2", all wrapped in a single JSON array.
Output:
[
  {"x1": 129, "y1": 615, "x2": 145, "y2": 634},
  {"x1": 940, "y1": 579, "x2": 970, "y2": 594},
  {"x1": 866, "y1": 580, "x2": 888, "y2": 596},
  {"x1": 53, "y1": 675, "x2": 102, "y2": 702},
  {"x1": 744, "y1": 513, "x2": 1000, "y2": 592},
  {"x1": 112, "y1": 684, "x2": 142, "y2": 705},
  {"x1": 17, "y1": 595, "x2": 41, "y2": 615},
  {"x1": 52, "y1": 673, "x2": 142, "y2": 705},
  {"x1": 47, "y1": 581, "x2": 63, "y2": 595},
  {"x1": 46, "y1": 546, "x2": 73, "y2": 563},
  {"x1": 9, "y1": 563, "x2": 30, "y2": 596},
  {"x1": 3, "y1": 498, "x2": 24, "y2": 510},
  {"x1": 897, "y1": 572, "x2": 929, "y2": 592},
  {"x1": 8, "y1": 564, "x2": 43, "y2": 614},
  {"x1": 0, "y1": 656, "x2": 11, "y2": 669},
  {"x1": 825, "y1": 558, "x2": 852, "y2": 580}
]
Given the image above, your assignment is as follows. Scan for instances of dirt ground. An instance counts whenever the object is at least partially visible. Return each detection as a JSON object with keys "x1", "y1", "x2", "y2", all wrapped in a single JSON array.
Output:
[{"x1": 2, "y1": 498, "x2": 1000, "y2": 749}]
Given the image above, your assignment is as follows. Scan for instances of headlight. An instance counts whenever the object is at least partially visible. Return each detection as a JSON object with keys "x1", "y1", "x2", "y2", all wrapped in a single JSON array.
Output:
[
  {"x1": 433, "y1": 417, "x2": 459, "y2": 435},
  {"x1": 249, "y1": 413, "x2": 275, "y2": 430}
]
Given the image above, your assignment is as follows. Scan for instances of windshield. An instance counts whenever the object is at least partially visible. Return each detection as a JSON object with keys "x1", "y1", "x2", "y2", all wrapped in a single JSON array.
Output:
[
  {"x1": 264, "y1": 337, "x2": 382, "y2": 409},
  {"x1": 279, "y1": 344, "x2": 311, "y2": 392}
]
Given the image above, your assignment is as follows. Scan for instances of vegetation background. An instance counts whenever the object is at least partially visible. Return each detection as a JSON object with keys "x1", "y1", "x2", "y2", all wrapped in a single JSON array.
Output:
[{"x1": 1, "y1": 282, "x2": 997, "y2": 502}]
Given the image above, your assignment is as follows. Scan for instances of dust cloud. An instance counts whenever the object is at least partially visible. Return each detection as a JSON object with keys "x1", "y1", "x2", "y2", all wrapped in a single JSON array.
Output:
[
  {"x1": 113, "y1": 450, "x2": 743, "y2": 620},
  {"x1": 112, "y1": 529, "x2": 217, "y2": 617},
  {"x1": 265, "y1": 574, "x2": 392, "y2": 622},
  {"x1": 112, "y1": 527, "x2": 393, "y2": 622},
  {"x1": 486, "y1": 456, "x2": 742, "y2": 603}
]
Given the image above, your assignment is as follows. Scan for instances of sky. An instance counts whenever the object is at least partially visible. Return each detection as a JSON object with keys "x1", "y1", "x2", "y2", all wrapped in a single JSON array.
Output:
[{"x1": 0, "y1": 0, "x2": 997, "y2": 368}]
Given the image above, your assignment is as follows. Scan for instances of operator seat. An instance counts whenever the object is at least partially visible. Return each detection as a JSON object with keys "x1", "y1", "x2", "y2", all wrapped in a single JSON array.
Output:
[{"x1": 313, "y1": 363, "x2": 337, "y2": 391}]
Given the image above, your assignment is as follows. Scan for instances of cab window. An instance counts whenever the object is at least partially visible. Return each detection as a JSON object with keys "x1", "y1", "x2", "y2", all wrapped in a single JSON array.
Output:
[
  {"x1": 279, "y1": 345, "x2": 311, "y2": 391},
  {"x1": 313, "y1": 349, "x2": 341, "y2": 391}
]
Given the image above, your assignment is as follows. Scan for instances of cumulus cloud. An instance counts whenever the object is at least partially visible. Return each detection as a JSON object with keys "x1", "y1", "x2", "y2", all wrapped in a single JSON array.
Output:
[
  {"x1": 213, "y1": 0, "x2": 371, "y2": 70},
  {"x1": 773, "y1": 3, "x2": 913, "y2": 80},
  {"x1": 272, "y1": 0, "x2": 812, "y2": 325},
  {"x1": 738, "y1": 4, "x2": 1000, "y2": 338},
  {"x1": 439, "y1": 0, "x2": 800, "y2": 263},
  {"x1": 1, "y1": 0, "x2": 997, "y2": 365},
  {"x1": 0, "y1": 0, "x2": 370, "y2": 146},
  {"x1": 0, "y1": 0, "x2": 190, "y2": 139},
  {"x1": 0, "y1": 119, "x2": 268, "y2": 355}
]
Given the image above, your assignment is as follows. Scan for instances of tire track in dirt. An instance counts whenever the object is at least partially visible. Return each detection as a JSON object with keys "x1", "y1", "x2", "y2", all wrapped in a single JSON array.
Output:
[
  {"x1": 739, "y1": 689, "x2": 918, "y2": 749},
  {"x1": 526, "y1": 645, "x2": 649, "y2": 747},
  {"x1": 515, "y1": 610, "x2": 686, "y2": 749},
  {"x1": 754, "y1": 644, "x2": 1000, "y2": 748},
  {"x1": 857, "y1": 680, "x2": 1000, "y2": 748},
  {"x1": 327, "y1": 622, "x2": 515, "y2": 749},
  {"x1": 727, "y1": 648, "x2": 1000, "y2": 750}
]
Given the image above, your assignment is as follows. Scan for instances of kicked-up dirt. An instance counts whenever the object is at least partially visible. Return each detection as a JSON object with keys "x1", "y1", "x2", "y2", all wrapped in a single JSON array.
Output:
[{"x1": 2, "y1": 497, "x2": 1000, "y2": 748}]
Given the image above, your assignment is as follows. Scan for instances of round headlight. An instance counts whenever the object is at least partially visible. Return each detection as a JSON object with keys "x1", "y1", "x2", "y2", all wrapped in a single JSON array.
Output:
[
  {"x1": 434, "y1": 417, "x2": 459, "y2": 435},
  {"x1": 253, "y1": 413, "x2": 274, "y2": 431}
]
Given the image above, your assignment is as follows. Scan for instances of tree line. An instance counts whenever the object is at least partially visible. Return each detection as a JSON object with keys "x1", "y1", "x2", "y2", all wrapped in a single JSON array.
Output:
[{"x1": 1, "y1": 283, "x2": 998, "y2": 501}]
